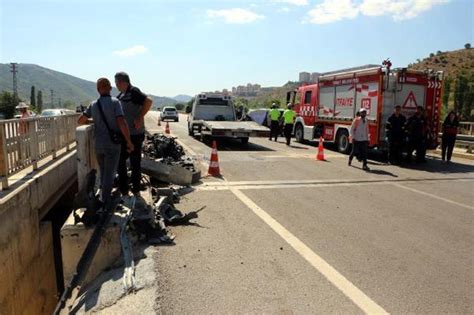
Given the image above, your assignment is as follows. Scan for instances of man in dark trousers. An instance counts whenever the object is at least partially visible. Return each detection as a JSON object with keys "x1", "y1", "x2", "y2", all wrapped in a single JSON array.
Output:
[
  {"x1": 78, "y1": 78, "x2": 134, "y2": 210},
  {"x1": 406, "y1": 106, "x2": 427, "y2": 163},
  {"x1": 441, "y1": 111, "x2": 459, "y2": 163},
  {"x1": 115, "y1": 72, "x2": 153, "y2": 196},
  {"x1": 268, "y1": 103, "x2": 281, "y2": 142},
  {"x1": 283, "y1": 103, "x2": 296, "y2": 146},
  {"x1": 385, "y1": 105, "x2": 406, "y2": 164}
]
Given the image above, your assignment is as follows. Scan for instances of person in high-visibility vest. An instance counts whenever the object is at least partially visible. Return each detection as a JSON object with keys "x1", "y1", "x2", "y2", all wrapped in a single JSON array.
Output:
[
  {"x1": 268, "y1": 103, "x2": 281, "y2": 142},
  {"x1": 283, "y1": 103, "x2": 296, "y2": 146},
  {"x1": 349, "y1": 108, "x2": 370, "y2": 171}
]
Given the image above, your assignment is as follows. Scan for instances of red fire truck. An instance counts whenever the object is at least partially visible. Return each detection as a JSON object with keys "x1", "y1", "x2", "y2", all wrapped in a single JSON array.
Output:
[{"x1": 288, "y1": 63, "x2": 443, "y2": 154}]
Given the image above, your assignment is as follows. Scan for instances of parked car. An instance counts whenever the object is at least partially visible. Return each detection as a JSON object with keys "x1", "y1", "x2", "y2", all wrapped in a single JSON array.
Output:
[
  {"x1": 40, "y1": 108, "x2": 75, "y2": 117},
  {"x1": 160, "y1": 106, "x2": 179, "y2": 122}
]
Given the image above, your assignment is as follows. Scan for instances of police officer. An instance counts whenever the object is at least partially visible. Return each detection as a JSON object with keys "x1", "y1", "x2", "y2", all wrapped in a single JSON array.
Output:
[
  {"x1": 406, "y1": 106, "x2": 427, "y2": 163},
  {"x1": 114, "y1": 72, "x2": 153, "y2": 196},
  {"x1": 283, "y1": 103, "x2": 296, "y2": 146},
  {"x1": 268, "y1": 103, "x2": 281, "y2": 142},
  {"x1": 385, "y1": 105, "x2": 406, "y2": 164}
]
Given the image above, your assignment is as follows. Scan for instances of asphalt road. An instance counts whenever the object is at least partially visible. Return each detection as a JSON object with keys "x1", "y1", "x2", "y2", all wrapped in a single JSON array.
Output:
[{"x1": 146, "y1": 112, "x2": 474, "y2": 314}]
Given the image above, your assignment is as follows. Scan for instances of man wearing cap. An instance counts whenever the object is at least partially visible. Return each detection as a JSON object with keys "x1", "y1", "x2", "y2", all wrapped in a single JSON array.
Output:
[
  {"x1": 115, "y1": 72, "x2": 153, "y2": 196},
  {"x1": 268, "y1": 103, "x2": 281, "y2": 142},
  {"x1": 349, "y1": 108, "x2": 370, "y2": 171},
  {"x1": 283, "y1": 103, "x2": 296, "y2": 146},
  {"x1": 78, "y1": 78, "x2": 134, "y2": 210}
]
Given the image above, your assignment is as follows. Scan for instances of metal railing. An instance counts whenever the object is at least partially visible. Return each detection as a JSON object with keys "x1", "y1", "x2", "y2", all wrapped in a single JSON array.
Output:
[{"x1": 0, "y1": 114, "x2": 79, "y2": 190}]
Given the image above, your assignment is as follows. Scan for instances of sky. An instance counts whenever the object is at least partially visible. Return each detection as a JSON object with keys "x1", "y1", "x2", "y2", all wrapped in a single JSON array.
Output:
[{"x1": 0, "y1": 0, "x2": 472, "y2": 97}]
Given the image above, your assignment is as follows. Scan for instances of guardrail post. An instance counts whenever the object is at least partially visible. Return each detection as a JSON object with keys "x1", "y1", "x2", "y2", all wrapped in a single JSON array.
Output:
[
  {"x1": 30, "y1": 119, "x2": 39, "y2": 170},
  {"x1": 52, "y1": 118, "x2": 58, "y2": 159},
  {"x1": 0, "y1": 124, "x2": 9, "y2": 190}
]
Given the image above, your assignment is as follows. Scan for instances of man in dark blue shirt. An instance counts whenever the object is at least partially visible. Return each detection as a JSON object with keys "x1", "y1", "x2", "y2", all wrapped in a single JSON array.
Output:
[{"x1": 115, "y1": 72, "x2": 153, "y2": 196}]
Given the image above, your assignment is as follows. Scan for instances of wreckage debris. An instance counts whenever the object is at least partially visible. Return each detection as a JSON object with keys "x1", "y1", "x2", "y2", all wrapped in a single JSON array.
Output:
[{"x1": 142, "y1": 133, "x2": 201, "y2": 185}]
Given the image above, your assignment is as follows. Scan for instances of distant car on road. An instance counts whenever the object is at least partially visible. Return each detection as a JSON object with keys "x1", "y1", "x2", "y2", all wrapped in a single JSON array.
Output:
[
  {"x1": 40, "y1": 108, "x2": 75, "y2": 117},
  {"x1": 160, "y1": 106, "x2": 179, "y2": 122}
]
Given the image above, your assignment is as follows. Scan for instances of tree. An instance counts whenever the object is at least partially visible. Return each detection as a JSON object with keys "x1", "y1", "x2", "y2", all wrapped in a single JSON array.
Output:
[
  {"x1": 436, "y1": 50, "x2": 442, "y2": 55},
  {"x1": 454, "y1": 75, "x2": 468, "y2": 114},
  {"x1": 0, "y1": 91, "x2": 17, "y2": 119},
  {"x1": 175, "y1": 103, "x2": 185, "y2": 111},
  {"x1": 465, "y1": 43, "x2": 471, "y2": 49},
  {"x1": 63, "y1": 100, "x2": 75, "y2": 109},
  {"x1": 429, "y1": 53, "x2": 435, "y2": 58},
  {"x1": 442, "y1": 78, "x2": 452, "y2": 110},
  {"x1": 37, "y1": 90, "x2": 43, "y2": 112},
  {"x1": 30, "y1": 86, "x2": 36, "y2": 109}
]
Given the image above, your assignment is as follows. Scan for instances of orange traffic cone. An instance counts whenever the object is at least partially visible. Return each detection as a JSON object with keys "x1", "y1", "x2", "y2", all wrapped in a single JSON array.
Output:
[
  {"x1": 165, "y1": 122, "x2": 170, "y2": 134},
  {"x1": 207, "y1": 140, "x2": 221, "y2": 177},
  {"x1": 157, "y1": 116, "x2": 161, "y2": 126},
  {"x1": 316, "y1": 137, "x2": 325, "y2": 161}
]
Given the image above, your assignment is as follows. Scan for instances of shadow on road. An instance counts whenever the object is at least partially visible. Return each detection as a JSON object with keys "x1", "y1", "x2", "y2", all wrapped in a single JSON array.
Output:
[{"x1": 203, "y1": 138, "x2": 275, "y2": 152}]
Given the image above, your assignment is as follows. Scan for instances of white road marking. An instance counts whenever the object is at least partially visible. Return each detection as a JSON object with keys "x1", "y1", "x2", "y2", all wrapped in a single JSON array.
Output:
[
  {"x1": 230, "y1": 188, "x2": 389, "y2": 315},
  {"x1": 393, "y1": 183, "x2": 474, "y2": 210},
  {"x1": 196, "y1": 177, "x2": 473, "y2": 191}
]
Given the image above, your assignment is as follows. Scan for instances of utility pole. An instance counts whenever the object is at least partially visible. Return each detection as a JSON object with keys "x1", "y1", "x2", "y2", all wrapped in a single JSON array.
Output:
[
  {"x1": 50, "y1": 90, "x2": 54, "y2": 108},
  {"x1": 10, "y1": 63, "x2": 18, "y2": 101},
  {"x1": 58, "y1": 98, "x2": 61, "y2": 108}
]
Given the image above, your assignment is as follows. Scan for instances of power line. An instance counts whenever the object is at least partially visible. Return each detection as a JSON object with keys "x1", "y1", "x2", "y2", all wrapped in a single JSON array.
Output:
[{"x1": 10, "y1": 63, "x2": 18, "y2": 100}]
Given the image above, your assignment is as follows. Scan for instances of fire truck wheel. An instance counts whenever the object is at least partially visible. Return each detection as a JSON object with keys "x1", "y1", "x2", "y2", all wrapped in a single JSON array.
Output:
[
  {"x1": 295, "y1": 123, "x2": 305, "y2": 143},
  {"x1": 336, "y1": 130, "x2": 351, "y2": 154}
]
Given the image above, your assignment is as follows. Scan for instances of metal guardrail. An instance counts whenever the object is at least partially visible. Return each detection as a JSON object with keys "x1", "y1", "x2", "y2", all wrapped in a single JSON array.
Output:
[{"x1": 0, "y1": 114, "x2": 79, "y2": 190}]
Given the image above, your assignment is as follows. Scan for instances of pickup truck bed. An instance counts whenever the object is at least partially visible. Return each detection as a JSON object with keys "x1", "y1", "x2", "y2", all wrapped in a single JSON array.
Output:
[{"x1": 194, "y1": 120, "x2": 270, "y2": 138}]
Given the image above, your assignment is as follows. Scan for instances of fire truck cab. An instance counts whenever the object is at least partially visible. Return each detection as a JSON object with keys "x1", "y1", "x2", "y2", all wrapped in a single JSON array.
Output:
[{"x1": 288, "y1": 64, "x2": 443, "y2": 154}]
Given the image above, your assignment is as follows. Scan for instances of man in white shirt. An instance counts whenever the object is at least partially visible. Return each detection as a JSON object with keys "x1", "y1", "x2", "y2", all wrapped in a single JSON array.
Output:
[{"x1": 349, "y1": 108, "x2": 370, "y2": 171}]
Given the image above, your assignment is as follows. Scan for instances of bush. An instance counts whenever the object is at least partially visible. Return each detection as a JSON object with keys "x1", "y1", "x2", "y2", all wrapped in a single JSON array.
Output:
[{"x1": 465, "y1": 43, "x2": 471, "y2": 49}]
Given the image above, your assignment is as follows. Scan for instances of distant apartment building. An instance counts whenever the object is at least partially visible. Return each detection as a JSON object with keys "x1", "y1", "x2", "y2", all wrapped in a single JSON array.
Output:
[
  {"x1": 310, "y1": 72, "x2": 321, "y2": 82},
  {"x1": 299, "y1": 72, "x2": 310, "y2": 83},
  {"x1": 231, "y1": 83, "x2": 261, "y2": 97}
]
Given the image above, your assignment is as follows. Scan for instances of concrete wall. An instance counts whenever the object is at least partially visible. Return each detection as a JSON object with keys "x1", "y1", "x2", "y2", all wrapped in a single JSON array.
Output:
[{"x1": 0, "y1": 150, "x2": 77, "y2": 314}]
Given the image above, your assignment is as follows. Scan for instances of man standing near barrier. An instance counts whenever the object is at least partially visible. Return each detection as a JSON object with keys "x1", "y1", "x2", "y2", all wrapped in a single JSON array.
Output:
[
  {"x1": 283, "y1": 103, "x2": 296, "y2": 146},
  {"x1": 268, "y1": 103, "x2": 281, "y2": 142},
  {"x1": 349, "y1": 108, "x2": 370, "y2": 171},
  {"x1": 78, "y1": 78, "x2": 134, "y2": 210},
  {"x1": 115, "y1": 72, "x2": 153, "y2": 196}
]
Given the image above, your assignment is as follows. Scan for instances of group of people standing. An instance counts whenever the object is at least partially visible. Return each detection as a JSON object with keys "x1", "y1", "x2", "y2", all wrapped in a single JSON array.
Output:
[
  {"x1": 267, "y1": 102, "x2": 460, "y2": 171},
  {"x1": 385, "y1": 105, "x2": 459, "y2": 165},
  {"x1": 78, "y1": 72, "x2": 153, "y2": 211},
  {"x1": 268, "y1": 103, "x2": 296, "y2": 146}
]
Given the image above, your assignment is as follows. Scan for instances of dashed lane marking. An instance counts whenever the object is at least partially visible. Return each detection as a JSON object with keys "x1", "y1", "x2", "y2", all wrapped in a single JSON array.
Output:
[{"x1": 230, "y1": 188, "x2": 389, "y2": 315}]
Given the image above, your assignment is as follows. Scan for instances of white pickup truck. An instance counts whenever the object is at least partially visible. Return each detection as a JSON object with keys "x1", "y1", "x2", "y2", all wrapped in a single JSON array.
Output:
[{"x1": 187, "y1": 93, "x2": 270, "y2": 144}]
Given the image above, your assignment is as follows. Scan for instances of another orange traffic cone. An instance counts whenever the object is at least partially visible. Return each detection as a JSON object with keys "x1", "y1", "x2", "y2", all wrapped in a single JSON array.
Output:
[
  {"x1": 208, "y1": 140, "x2": 221, "y2": 177},
  {"x1": 316, "y1": 137, "x2": 325, "y2": 161},
  {"x1": 165, "y1": 122, "x2": 170, "y2": 134},
  {"x1": 157, "y1": 116, "x2": 161, "y2": 126}
]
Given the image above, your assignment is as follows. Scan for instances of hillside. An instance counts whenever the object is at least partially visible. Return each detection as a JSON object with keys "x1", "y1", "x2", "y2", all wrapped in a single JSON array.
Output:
[
  {"x1": 173, "y1": 94, "x2": 193, "y2": 102},
  {"x1": 408, "y1": 46, "x2": 473, "y2": 118},
  {"x1": 0, "y1": 63, "x2": 177, "y2": 109}
]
